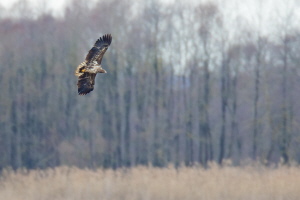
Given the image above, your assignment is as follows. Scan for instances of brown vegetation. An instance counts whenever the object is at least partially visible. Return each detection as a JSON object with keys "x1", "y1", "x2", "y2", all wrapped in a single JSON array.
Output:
[{"x1": 0, "y1": 165, "x2": 300, "y2": 200}]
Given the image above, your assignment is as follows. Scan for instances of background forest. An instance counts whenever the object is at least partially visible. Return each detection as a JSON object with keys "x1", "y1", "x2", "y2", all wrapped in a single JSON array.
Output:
[{"x1": 1, "y1": 0, "x2": 300, "y2": 170}]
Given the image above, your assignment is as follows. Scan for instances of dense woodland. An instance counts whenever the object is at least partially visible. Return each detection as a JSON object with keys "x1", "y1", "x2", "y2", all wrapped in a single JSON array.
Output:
[{"x1": 1, "y1": 0, "x2": 300, "y2": 170}]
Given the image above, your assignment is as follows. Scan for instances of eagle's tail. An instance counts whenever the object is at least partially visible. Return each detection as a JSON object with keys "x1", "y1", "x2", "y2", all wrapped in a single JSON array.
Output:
[{"x1": 75, "y1": 62, "x2": 86, "y2": 76}]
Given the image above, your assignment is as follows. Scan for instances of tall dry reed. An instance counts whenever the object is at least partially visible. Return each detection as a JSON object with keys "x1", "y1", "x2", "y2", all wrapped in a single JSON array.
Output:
[{"x1": 0, "y1": 164, "x2": 299, "y2": 200}]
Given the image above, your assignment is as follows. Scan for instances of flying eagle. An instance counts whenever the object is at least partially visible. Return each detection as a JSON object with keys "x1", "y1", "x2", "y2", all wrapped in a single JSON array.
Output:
[{"x1": 75, "y1": 34, "x2": 112, "y2": 95}]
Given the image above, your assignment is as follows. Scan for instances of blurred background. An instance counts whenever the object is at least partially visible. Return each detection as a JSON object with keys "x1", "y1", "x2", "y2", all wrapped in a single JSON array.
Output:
[{"x1": 0, "y1": 0, "x2": 300, "y2": 170}]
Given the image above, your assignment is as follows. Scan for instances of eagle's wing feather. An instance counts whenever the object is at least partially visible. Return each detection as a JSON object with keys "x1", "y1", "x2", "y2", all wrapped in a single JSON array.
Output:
[
  {"x1": 77, "y1": 73, "x2": 97, "y2": 95},
  {"x1": 85, "y1": 34, "x2": 112, "y2": 65}
]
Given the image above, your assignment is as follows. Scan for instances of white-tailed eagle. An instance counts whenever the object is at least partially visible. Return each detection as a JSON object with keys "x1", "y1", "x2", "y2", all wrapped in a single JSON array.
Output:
[{"x1": 75, "y1": 34, "x2": 112, "y2": 95}]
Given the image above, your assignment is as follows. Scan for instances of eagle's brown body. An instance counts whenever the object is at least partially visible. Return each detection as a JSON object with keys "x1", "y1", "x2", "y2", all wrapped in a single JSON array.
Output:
[{"x1": 75, "y1": 34, "x2": 112, "y2": 95}]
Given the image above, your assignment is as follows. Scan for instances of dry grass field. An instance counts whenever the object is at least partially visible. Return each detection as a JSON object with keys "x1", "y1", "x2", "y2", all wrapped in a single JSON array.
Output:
[{"x1": 0, "y1": 164, "x2": 300, "y2": 200}]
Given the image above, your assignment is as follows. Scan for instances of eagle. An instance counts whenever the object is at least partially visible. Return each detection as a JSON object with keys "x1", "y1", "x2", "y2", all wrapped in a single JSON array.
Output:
[{"x1": 75, "y1": 34, "x2": 112, "y2": 95}]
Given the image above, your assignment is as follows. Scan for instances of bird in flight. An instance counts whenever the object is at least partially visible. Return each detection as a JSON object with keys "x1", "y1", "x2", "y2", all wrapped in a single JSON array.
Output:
[{"x1": 75, "y1": 34, "x2": 112, "y2": 95}]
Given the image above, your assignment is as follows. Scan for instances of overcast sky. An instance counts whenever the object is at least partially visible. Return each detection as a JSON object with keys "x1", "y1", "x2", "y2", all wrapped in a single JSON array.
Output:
[
  {"x1": 0, "y1": 0, "x2": 67, "y2": 12},
  {"x1": 0, "y1": 0, "x2": 299, "y2": 36},
  {"x1": 0, "y1": 0, "x2": 299, "y2": 19}
]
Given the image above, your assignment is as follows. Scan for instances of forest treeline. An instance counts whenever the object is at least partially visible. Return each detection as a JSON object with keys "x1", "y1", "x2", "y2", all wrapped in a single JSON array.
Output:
[{"x1": 0, "y1": 0, "x2": 300, "y2": 170}]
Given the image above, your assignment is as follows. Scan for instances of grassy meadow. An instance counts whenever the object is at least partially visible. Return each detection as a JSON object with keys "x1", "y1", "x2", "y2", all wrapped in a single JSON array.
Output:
[{"x1": 0, "y1": 164, "x2": 300, "y2": 200}]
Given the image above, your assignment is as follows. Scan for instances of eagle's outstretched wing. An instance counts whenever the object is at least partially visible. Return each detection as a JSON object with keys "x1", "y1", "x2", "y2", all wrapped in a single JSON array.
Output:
[
  {"x1": 77, "y1": 72, "x2": 97, "y2": 95},
  {"x1": 85, "y1": 34, "x2": 112, "y2": 65}
]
